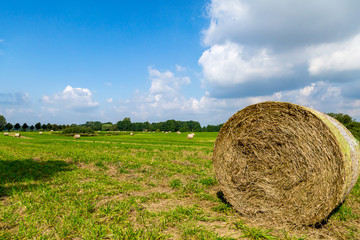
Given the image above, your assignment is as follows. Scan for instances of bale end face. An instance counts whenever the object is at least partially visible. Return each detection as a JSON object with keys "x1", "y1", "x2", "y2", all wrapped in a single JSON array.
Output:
[{"x1": 213, "y1": 101, "x2": 360, "y2": 225}]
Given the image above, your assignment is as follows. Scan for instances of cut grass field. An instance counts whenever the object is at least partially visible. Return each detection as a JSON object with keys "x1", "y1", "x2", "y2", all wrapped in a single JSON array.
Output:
[{"x1": 0, "y1": 132, "x2": 359, "y2": 239}]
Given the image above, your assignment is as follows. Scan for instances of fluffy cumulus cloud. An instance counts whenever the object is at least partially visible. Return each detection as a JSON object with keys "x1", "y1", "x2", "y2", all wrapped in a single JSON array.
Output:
[
  {"x1": 42, "y1": 85, "x2": 99, "y2": 112},
  {"x1": 199, "y1": 41, "x2": 293, "y2": 86},
  {"x1": 198, "y1": 0, "x2": 360, "y2": 120}
]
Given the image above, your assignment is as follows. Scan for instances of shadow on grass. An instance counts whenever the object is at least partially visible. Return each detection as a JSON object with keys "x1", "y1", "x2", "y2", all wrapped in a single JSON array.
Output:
[{"x1": 0, "y1": 159, "x2": 73, "y2": 198}]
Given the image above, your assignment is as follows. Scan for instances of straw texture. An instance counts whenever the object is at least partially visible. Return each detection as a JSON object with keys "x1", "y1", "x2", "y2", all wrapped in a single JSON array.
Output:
[{"x1": 213, "y1": 101, "x2": 360, "y2": 225}]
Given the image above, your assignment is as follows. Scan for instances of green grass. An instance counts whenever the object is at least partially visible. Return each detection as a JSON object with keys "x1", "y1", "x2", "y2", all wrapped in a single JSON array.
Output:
[{"x1": 0, "y1": 131, "x2": 359, "y2": 239}]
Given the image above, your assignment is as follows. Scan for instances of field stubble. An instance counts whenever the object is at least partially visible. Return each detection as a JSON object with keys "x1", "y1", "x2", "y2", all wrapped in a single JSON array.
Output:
[{"x1": 0, "y1": 132, "x2": 359, "y2": 239}]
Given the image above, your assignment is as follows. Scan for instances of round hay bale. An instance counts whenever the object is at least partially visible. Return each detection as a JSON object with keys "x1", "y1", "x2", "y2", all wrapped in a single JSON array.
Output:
[
  {"x1": 74, "y1": 134, "x2": 80, "y2": 139},
  {"x1": 15, "y1": 133, "x2": 21, "y2": 137},
  {"x1": 177, "y1": 131, "x2": 181, "y2": 135},
  {"x1": 39, "y1": 132, "x2": 43, "y2": 135},
  {"x1": 130, "y1": 132, "x2": 134, "y2": 136},
  {"x1": 4, "y1": 132, "x2": 9, "y2": 136},
  {"x1": 187, "y1": 133, "x2": 194, "y2": 139},
  {"x1": 213, "y1": 101, "x2": 360, "y2": 225}
]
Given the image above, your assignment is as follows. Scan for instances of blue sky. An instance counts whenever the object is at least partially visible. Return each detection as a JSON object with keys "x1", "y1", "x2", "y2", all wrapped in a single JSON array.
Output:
[{"x1": 1, "y1": 0, "x2": 360, "y2": 126}]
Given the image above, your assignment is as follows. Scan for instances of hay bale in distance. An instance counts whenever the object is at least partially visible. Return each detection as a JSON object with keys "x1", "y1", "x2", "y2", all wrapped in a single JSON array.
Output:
[
  {"x1": 4, "y1": 132, "x2": 9, "y2": 136},
  {"x1": 177, "y1": 131, "x2": 181, "y2": 135},
  {"x1": 187, "y1": 133, "x2": 194, "y2": 139},
  {"x1": 213, "y1": 101, "x2": 360, "y2": 225},
  {"x1": 74, "y1": 134, "x2": 80, "y2": 139},
  {"x1": 39, "y1": 132, "x2": 43, "y2": 135},
  {"x1": 15, "y1": 133, "x2": 21, "y2": 137},
  {"x1": 130, "y1": 132, "x2": 134, "y2": 136}
]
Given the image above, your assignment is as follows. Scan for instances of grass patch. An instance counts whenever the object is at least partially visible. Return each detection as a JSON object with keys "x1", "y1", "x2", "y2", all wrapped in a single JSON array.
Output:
[{"x1": 0, "y1": 131, "x2": 359, "y2": 239}]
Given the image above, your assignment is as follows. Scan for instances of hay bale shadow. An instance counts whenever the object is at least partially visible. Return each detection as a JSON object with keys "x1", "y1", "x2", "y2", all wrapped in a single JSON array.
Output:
[
  {"x1": 217, "y1": 190, "x2": 232, "y2": 206},
  {"x1": 0, "y1": 159, "x2": 73, "y2": 198}
]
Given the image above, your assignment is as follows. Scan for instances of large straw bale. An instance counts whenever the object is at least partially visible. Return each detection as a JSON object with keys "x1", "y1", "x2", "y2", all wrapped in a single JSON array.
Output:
[
  {"x1": 4, "y1": 132, "x2": 9, "y2": 136},
  {"x1": 15, "y1": 133, "x2": 21, "y2": 137},
  {"x1": 74, "y1": 134, "x2": 80, "y2": 139},
  {"x1": 213, "y1": 101, "x2": 360, "y2": 225}
]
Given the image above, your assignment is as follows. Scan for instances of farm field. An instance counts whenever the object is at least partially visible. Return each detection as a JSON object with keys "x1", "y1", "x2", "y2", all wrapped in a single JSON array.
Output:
[{"x1": 0, "y1": 132, "x2": 360, "y2": 239}]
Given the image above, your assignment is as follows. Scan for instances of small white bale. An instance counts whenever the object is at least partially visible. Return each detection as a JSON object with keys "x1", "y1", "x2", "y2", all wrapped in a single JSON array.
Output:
[
  {"x1": 39, "y1": 132, "x2": 43, "y2": 135},
  {"x1": 165, "y1": 132, "x2": 168, "y2": 134},
  {"x1": 177, "y1": 131, "x2": 181, "y2": 135},
  {"x1": 15, "y1": 133, "x2": 21, "y2": 137},
  {"x1": 4, "y1": 132, "x2": 9, "y2": 136},
  {"x1": 130, "y1": 132, "x2": 134, "y2": 136},
  {"x1": 74, "y1": 134, "x2": 80, "y2": 139},
  {"x1": 187, "y1": 133, "x2": 194, "y2": 139}
]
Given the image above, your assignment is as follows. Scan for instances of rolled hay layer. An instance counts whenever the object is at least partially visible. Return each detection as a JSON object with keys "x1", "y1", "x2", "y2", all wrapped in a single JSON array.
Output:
[{"x1": 213, "y1": 101, "x2": 360, "y2": 225}]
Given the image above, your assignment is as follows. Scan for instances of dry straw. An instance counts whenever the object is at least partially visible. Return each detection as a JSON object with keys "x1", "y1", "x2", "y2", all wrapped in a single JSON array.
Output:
[{"x1": 213, "y1": 101, "x2": 360, "y2": 225}]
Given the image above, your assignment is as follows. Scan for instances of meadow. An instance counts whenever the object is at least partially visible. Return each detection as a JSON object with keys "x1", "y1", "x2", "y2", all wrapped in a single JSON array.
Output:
[{"x1": 0, "y1": 132, "x2": 359, "y2": 239}]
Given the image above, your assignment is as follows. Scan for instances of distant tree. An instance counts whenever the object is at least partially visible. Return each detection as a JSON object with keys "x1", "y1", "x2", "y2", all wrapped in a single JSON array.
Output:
[
  {"x1": 14, "y1": 123, "x2": 21, "y2": 130},
  {"x1": 117, "y1": 117, "x2": 132, "y2": 131},
  {"x1": 0, "y1": 115, "x2": 6, "y2": 131},
  {"x1": 5, "y1": 123, "x2": 13, "y2": 131},
  {"x1": 47, "y1": 123, "x2": 52, "y2": 130},
  {"x1": 101, "y1": 123, "x2": 112, "y2": 131},
  {"x1": 30, "y1": 125, "x2": 35, "y2": 131},
  {"x1": 35, "y1": 122, "x2": 41, "y2": 130},
  {"x1": 42, "y1": 124, "x2": 47, "y2": 130},
  {"x1": 327, "y1": 113, "x2": 353, "y2": 125},
  {"x1": 110, "y1": 124, "x2": 118, "y2": 131},
  {"x1": 22, "y1": 123, "x2": 29, "y2": 131},
  {"x1": 85, "y1": 121, "x2": 102, "y2": 131}
]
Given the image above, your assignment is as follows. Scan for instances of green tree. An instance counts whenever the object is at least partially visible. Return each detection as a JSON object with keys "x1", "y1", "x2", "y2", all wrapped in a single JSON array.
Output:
[
  {"x1": 30, "y1": 125, "x2": 35, "y2": 131},
  {"x1": 5, "y1": 123, "x2": 13, "y2": 131},
  {"x1": 101, "y1": 123, "x2": 112, "y2": 131},
  {"x1": 42, "y1": 124, "x2": 47, "y2": 130},
  {"x1": 14, "y1": 123, "x2": 21, "y2": 130},
  {"x1": 85, "y1": 121, "x2": 102, "y2": 131},
  {"x1": 22, "y1": 123, "x2": 29, "y2": 131},
  {"x1": 0, "y1": 115, "x2": 6, "y2": 131},
  {"x1": 35, "y1": 122, "x2": 41, "y2": 130},
  {"x1": 117, "y1": 117, "x2": 132, "y2": 131}
]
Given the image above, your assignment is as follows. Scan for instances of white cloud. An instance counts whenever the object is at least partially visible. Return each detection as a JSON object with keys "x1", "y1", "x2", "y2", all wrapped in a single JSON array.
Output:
[
  {"x1": 199, "y1": 0, "x2": 360, "y2": 100},
  {"x1": 42, "y1": 85, "x2": 99, "y2": 111},
  {"x1": 107, "y1": 98, "x2": 113, "y2": 103},
  {"x1": 148, "y1": 67, "x2": 191, "y2": 95},
  {"x1": 203, "y1": 0, "x2": 360, "y2": 48},
  {"x1": 198, "y1": 41, "x2": 293, "y2": 85},
  {"x1": 175, "y1": 64, "x2": 186, "y2": 72},
  {"x1": 308, "y1": 34, "x2": 360, "y2": 75},
  {"x1": 0, "y1": 92, "x2": 30, "y2": 105}
]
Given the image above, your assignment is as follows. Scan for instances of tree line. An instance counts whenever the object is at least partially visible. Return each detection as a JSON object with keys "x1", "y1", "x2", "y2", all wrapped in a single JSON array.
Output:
[
  {"x1": 0, "y1": 115, "x2": 223, "y2": 132},
  {"x1": 2, "y1": 113, "x2": 360, "y2": 136}
]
